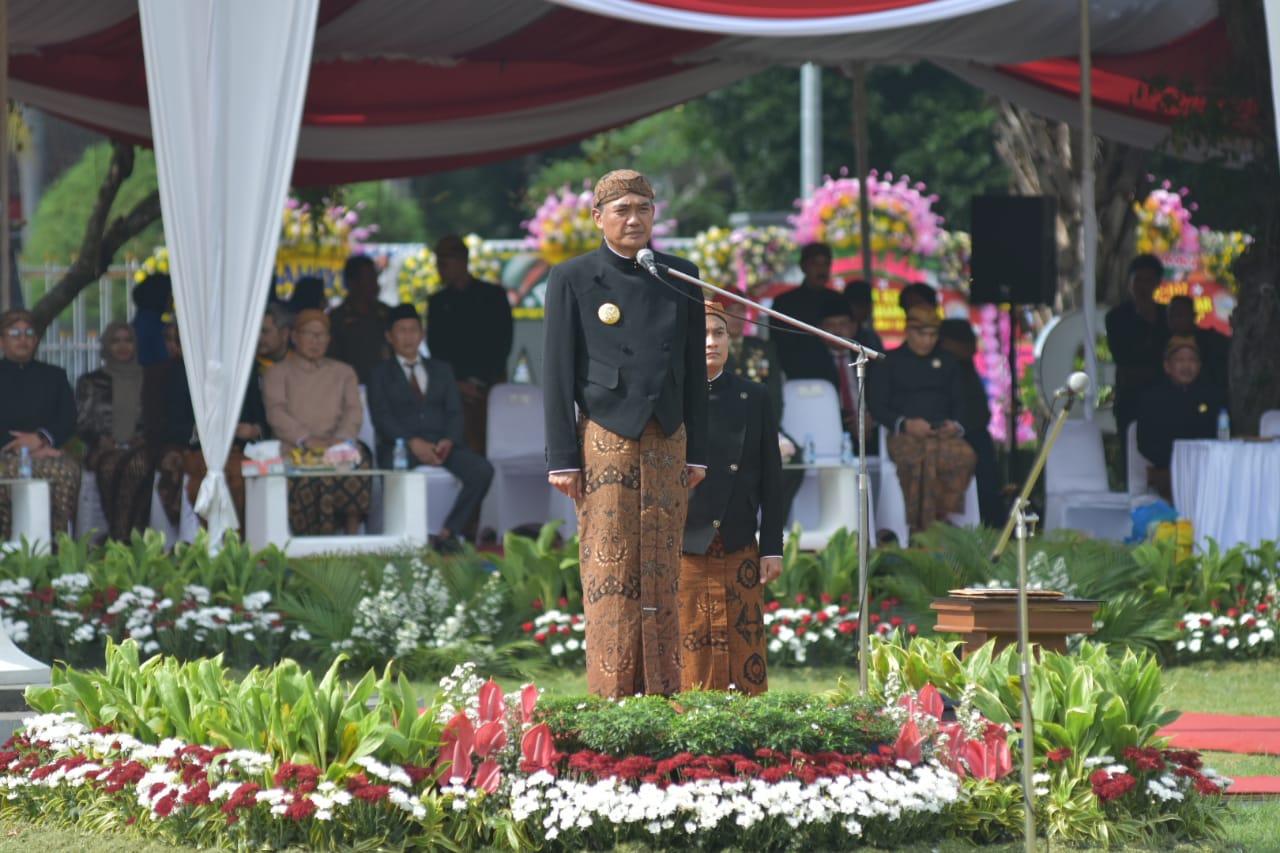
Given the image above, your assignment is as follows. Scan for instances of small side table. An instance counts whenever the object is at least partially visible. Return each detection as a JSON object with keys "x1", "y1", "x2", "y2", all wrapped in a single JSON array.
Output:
[{"x1": 930, "y1": 591, "x2": 1101, "y2": 657}]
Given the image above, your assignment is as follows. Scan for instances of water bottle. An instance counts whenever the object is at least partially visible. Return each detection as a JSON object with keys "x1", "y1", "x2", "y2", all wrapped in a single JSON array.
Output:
[
  {"x1": 17, "y1": 446, "x2": 32, "y2": 479},
  {"x1": 392, "y1": 437, "x2": 409, "y2": 471},
  {"x1": 803, "y1": 433, "x2": 817, "y2": 465},
  {"x1": 1217, "y1": 408, "x2": 1231, "y2": 441},
  {"x1": 840, "y1": 432, "x2": 854, "y2": 465}
]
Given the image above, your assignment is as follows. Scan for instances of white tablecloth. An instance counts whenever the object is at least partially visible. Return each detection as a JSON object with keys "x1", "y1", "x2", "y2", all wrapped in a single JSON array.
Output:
[{"x1": 1172, "y1": 439, "x2": 1280, "y2": 549}]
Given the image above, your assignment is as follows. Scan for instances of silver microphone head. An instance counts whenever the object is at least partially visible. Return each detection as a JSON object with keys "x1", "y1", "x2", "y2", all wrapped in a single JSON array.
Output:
[
  {"x1": 635, "y1": 248, "x2": 659, "y2": 276},
  {"x1": 1067, "y1": 371, "x2": 1091, "y2": 395}
]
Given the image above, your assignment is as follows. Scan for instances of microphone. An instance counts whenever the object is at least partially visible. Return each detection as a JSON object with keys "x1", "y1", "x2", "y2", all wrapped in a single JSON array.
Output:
[
  {"x1": 635, "y1": 247, "x2": 662, "y2": 277},
  {"x1": 1054, "y1": 371, "x2": 1091, "y2": 399}
]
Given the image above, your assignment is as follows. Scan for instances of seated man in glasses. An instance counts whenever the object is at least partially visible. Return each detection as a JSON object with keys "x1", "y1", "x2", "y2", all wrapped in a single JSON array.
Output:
[{"x1": 0, "y1": 310, "x2": 81, "y2": 541}]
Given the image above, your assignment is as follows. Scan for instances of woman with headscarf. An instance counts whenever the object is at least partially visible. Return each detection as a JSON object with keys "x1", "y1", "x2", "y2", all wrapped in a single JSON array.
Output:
[
  {"x1": 76, "y1": 321, "x2": 153, "y2": 540},
  {"x1": 678, "y1": 302, "x2": 784, "y2": 695}
]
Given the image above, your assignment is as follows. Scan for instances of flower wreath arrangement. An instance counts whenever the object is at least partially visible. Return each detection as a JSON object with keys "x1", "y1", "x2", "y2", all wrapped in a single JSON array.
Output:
[
  {"x1": 131, "y1": 197, "x2": 376, "y2": 302},
  {"x1": 689, "y1": 225, "x2": 797, "y2": 294},
  {"x1": 524, "y1": 182, "x2": 677, "y2": 267},
  {"x1": 791, "y1": 169, "x2": 944, "y2": 259}
]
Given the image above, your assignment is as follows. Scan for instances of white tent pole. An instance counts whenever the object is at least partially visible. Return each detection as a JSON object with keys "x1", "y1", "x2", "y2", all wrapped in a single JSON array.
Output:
[
  {"x1": 1080, "y1": 0, "x2": 1099, "y2": 421},
  {"x1": 852, "y1": 62, "x2": 873, "y2": 282},
  {"x1": 800, "y1": 63, "x2": 822, "y2": 198}
]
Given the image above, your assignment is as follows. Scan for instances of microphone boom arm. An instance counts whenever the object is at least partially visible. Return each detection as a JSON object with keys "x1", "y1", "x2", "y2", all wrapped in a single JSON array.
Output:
[{"x1": 654, "y1": 261, "x2": 884, "y2": 361}]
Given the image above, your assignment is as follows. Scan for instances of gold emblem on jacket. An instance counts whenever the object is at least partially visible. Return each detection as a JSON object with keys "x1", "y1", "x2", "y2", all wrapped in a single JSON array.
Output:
[
  {"x1": 1198, "y1": 403, "x2": 1208, "y2": 413},
  {"x1": 598, "y1": 303, "x2": 621, "y2": 325}
]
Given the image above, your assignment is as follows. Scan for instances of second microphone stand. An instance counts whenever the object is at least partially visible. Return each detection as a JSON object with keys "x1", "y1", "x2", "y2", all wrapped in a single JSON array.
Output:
[
  {"x1": 654, "y1": 261, "x2": 883, "y2": 693},
  {"x1": 990, "y1": 385, "x2": 1088, "y2": 853}
]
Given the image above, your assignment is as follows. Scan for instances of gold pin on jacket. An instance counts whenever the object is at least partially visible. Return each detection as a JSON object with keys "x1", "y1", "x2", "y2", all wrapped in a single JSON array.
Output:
[{"x1": 598, "y1": 303, "x2": 621, "y2": 325}]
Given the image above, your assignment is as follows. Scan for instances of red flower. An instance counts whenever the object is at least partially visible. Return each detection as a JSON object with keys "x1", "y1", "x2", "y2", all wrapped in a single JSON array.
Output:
[
  {"x1": 869, "y1": 613, "x2": 881, "y2": 624},
  {"x1": 771, "y1": 625, "x2": 781, "y2": 636},
  {"x1": 221, "y1": 782, "x2": 260, "y2": 814},
  {"x1": 522, "y1": 621, "x2": 534, "y2": 633},
  {"x1": 766, "y1": 601, "x2": 781, "y2": 613},
  {"x1": 531, "y1": 599, "x2": 543, "y2": 610},
  {"x1": 889, "y1": 616, "x2": 904, "y2": 627},
  {"x1": 837, "y1": 622, "x2": 855, "y2": 635},
  {"x1": 819, "y1": 593, "x2": 833, "y2": 604},
  {"x1": 1258, "y1": 602, "x2": 1270, "y2": 613},
  {"x1": 153, "y1": 792, "x2": 178, "y2": 817},
  {"x1": 535, "y1": 631, "x2": 547, "y2": 643},
  {"x1": 1046, "y1": 747, "x2": 1073, "y2": 763},
  {"x1": 816, "y1": 612, "x2": 830, "y2": 623},
  {"x1": 840, "y1": 593, "x2": 852, "y2": 604},
  {"x1": 794, "y1": 594, "x2": 806, "y2": 605},
  {"x1": 1227, "y1": 608, "x2": 1239, "y2": 619},
  {"x1": 285, "y1": 795, "x2": 317, "y2": 822},
  {"x1": 907, "y1": 624, "x2": 918, "y2": 635},
  {"x1": 557, "y1": 596, "x2": 569, "y2": 609}
]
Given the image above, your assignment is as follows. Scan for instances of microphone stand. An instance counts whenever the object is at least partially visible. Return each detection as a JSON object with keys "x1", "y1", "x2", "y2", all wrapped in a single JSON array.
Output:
[
  {"x1": 990, "y1": 387, "x2": 1084, "y2": 853},
  {"x1": 653, "y1": 261, "x2": 883, "y2": 693}
]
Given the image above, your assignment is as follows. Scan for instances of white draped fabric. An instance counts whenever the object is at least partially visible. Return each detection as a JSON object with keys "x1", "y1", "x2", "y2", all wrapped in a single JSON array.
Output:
[
  {"x1": 1266, "y1": 0, "x2": 1280, "y2": 173},
  {"x1": 1172, "y1": 440, "x2": 1280, "y2": 550},
  {"x1": 138, "y1": 0, "x2": 319, "y2": 544}
]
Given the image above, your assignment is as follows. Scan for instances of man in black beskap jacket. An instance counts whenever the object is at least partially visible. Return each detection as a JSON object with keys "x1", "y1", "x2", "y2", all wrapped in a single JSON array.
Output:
[
  {"x1": 542, "y1": 168, "x2": 707, "y2": 699},
  {"x1": 679, "y1": 301, "x2": 784, "y2": 696},
  {"x1": 0, "y1": 309, "x2": 80, "y2": 540}
]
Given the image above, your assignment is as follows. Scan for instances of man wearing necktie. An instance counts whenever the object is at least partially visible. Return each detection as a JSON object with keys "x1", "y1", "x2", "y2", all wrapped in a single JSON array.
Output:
[{"x1": 367, "y1": 304, "x2": 493, "y2": 552}]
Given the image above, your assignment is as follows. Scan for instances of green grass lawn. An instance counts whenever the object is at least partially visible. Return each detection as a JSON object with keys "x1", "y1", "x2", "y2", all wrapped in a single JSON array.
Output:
[{"x1": 4, "y1": 658, "x2": 1279, "y2": 852}]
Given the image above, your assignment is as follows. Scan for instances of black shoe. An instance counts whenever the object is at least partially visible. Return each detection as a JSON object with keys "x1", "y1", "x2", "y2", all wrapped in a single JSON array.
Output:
[{"x1": 431, "y1": 533, "x2": 464, "y2": 555}]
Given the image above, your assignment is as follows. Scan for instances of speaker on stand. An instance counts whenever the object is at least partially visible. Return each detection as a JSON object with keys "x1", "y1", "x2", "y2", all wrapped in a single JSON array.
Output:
[{"x1": 969, "y1": 195, "x2": 1058, "y2": 491}]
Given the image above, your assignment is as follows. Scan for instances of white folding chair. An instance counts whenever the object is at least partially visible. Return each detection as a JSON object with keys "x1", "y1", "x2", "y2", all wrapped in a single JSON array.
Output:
[
  {"x1": 1260, "y1": 409, "x2": 1280, "y2": 439},
  {"x1": 1127, "y1": 421, "x2": 1152, "y2": 498},
  {"x1": 1044, "y1": 420, "x2": 1132, "y2": 540},
  {"x1": 479, "y1": 384, "x2": 565, "y2": 538}
]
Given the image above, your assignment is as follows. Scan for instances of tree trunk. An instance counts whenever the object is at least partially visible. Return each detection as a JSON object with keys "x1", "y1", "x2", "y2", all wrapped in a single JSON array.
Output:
[
  {"x1": 991, "y1": 100, "x2": 1144, "y2": 311},
  {"x1": 27, "y1": 141, "x2": 162, "y2": 334},
  {"x1": 1221, "y1": 0, "x2": 1280, "y2": 433}
]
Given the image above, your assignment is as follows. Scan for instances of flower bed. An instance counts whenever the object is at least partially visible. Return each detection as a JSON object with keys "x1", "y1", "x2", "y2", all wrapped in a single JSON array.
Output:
[{"x1": 0, "y1": 637, "x2": 1231, "y2": 850}]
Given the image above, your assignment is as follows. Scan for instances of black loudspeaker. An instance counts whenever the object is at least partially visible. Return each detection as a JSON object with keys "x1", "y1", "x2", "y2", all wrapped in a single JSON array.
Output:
[{"x1": 969, "y1": 195, "x2": 1057, "y2": 305}]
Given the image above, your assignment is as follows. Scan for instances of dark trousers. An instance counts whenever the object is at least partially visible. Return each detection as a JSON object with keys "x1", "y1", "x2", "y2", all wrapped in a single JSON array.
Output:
[
  {"x1": 438, "y1": 446, "x2": 494, "y2": 536},
  {"x1": 965, "y1": 428, "x2": 1005, "y2": 528}
]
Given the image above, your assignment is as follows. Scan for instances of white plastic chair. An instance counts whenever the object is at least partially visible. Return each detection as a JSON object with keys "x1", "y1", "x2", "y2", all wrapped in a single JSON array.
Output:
[
  {"x1": 1127, "y1": 421, "x2": 1152, "y2": 498},
  {"x1": 1044, "y1": 420, "x2": 1132, "y2": 540},
  {"x1": 75, "y1": 469, "x2": 109, "y2": 540},
  {"x1": 1260, "y1": 409, "x2": 1280, "y2": 439},
  {"x1": 778, "y1": 379, "x2": 878, "y2": 548},
  {"x1": 781, "y1": 380, "x2": 843, "y2": 461},
  {"x1": 148, "y1": 471, "x2": 199, "y2": 547},
  {"x1": 478, "y1": 384, "x2": 565, "y2": 539}
]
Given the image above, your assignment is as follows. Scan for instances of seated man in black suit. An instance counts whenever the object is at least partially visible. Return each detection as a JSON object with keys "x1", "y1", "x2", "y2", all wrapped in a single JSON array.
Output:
[{"x1": 366, "y1": 304, "x2": 493, "y2": 552}]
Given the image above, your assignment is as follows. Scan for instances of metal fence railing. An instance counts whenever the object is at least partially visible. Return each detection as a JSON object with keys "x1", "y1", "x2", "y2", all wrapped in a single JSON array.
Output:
[{"x1": 17, "y1": 263, "x2": 139, "y2": 387}]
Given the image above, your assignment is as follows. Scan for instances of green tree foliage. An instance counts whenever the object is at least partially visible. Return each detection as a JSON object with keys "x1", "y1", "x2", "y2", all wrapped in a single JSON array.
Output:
[
  {"x1": 342, "y1": 180, "x2": 427, "y2": 242},
  {"x1": 23, "y1": 141, "x2": 163, "y2": 264},
  {"x1": 691, "y1": 64, "x2": 1008, "y2": 230}
]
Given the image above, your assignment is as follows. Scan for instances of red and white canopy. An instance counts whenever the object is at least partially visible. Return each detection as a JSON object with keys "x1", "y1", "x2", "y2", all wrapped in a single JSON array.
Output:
[{"x1": 9, "y1": 0, "x2": 1225, "y2": 185}]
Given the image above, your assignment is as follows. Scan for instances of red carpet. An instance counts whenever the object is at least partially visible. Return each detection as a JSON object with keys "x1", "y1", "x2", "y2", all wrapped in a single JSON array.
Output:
[
  {"x1": 1156, "y1": 713, "x2": 1280, "y2": 796},
  {"x1": 1158, "y1": 713, "x2": 1280, "y2": 756}
]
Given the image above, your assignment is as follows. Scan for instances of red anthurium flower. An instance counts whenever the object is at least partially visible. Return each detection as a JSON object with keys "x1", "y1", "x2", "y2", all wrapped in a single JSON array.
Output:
[
  {"x1": 474, "y1": 760, "x2": 503, "y2": 793},
  {"x1": 478, "y1": 680, "x2": 505, "y2": 725},
  {"x1": 473, "y1": 720, "x2": 508, "y2": 760}
]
